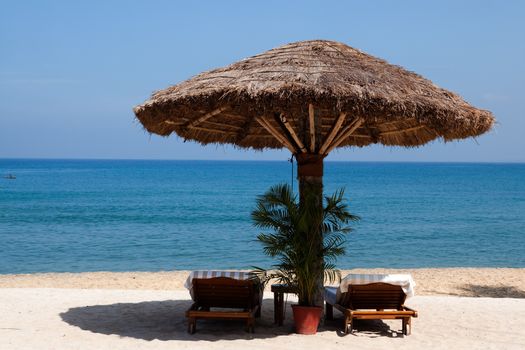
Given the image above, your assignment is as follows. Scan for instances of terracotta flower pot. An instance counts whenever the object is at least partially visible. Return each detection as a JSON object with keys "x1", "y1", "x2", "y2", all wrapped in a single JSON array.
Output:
[{"x1": 291, "y1": 305, "x2": 323, "y2": 334}]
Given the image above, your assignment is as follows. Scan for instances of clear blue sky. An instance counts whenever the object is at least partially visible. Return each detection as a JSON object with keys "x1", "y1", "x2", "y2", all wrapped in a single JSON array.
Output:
[{"x1": 1, "y1": 0, "x2": 523, "y2": 162}]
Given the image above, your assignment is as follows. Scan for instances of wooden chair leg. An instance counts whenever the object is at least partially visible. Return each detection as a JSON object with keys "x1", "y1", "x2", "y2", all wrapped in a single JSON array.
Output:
[
  {"x1": 273, "y1": 291, "x2": 279, "y2": 324},
  {"x1": 325, "y1": 303, "x2": 333, "y2": 320},
  {"x1": 401, "y1": 317, "x2": 412, "y2": 335},
  {"x1": 245, "y1": 318, "x2": 255, "y2": 333},
  {"x1": 278, "y1": 292, "x2": 284, "y2": 325},
  {"x1": 188, "y1": 318, "x2": 196, "y2": 334},
  {"x1": 344, "y1": 316, "x2": 352, "y2": 334}
]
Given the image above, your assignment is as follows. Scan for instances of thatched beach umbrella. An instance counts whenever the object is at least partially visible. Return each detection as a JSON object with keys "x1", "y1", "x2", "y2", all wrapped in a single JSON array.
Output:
[{"x1": 134, "y1": 40, "x2": 494, "y2": 305}]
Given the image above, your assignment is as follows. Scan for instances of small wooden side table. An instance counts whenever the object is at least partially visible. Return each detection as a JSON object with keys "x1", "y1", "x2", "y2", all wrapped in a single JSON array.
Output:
[{"x1": 271, "y1": 284, "x2": 297, "y2": 326}]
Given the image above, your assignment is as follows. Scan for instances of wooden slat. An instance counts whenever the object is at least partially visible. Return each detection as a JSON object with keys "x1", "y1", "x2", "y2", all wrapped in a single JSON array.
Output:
[
  {"x1": 186, "y1": 107, "x2": 227, "y2": 128},
  {"x1": 309, "y1": 104, "x2": 315, "y2": 152},
  {"x1": 352, "y1": 311, "x2": 416, "y2": 316},
  {"x1": 379, "y1": 125, "x2": 426, "y2": 136},
  {"x1": 163, "y1": 120, "x2": 185, "y2": 126},
  {"x1": 348, "y1": 134, "x2": 370, "y2": 138},
  {"x1": 245, "y1": 134, "x2": 284, "y2": 138},
  {"x1": 201, "y1": 120, "x2": 242, "y2": 130},
  {"x1": 376, "y1": 118, "x2": 417, "y2": 127},
  {"x1": 324, "y1": 118, "x2": 364, "y2": 154},
  {"x1": 328, "y1": 118, "x2": 360, "y2": 147},
  {"x1": 256, "y1": 117, "x2": 296, "y2": 153},
  {"x1": 319, "y1": 112, "x2": 346, "y2": 155},
  {"x1": 276, "y1": 113, "x2": 306, "y2": 153},
  {"x1": 192, "y1": 126, "x2": 236, "y2": 135}
]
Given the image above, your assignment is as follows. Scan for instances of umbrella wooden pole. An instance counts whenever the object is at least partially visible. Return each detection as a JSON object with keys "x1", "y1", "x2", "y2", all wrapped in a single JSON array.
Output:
[{"x1": 296, "y1": 153, "x2": 325, "y2": 307}]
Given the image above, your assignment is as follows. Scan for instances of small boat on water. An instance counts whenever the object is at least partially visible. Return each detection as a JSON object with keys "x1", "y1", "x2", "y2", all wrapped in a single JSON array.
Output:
[{"x1": 3, "y1": 174, "x2": 16, "y2": 180}]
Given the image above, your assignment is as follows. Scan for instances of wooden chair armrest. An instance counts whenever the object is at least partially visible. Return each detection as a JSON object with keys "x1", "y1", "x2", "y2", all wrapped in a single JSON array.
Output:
[
  {"x1": 402, "y1": 306, "x2": 418, "y2": 317},
  {"x1": 333, "y1": 303, "x2": 353, "y2": 317}
]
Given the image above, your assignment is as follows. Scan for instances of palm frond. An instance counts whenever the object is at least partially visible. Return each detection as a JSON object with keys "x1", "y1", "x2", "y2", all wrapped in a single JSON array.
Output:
[{"x1": 251, "y1": 183, "x2": 359, "y2": 306}]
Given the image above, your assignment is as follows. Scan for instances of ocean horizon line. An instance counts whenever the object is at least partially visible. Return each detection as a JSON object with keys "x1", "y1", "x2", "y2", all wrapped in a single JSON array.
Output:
[{"x1": 1, "y1": 157, "x2": 524, "y2": 165}]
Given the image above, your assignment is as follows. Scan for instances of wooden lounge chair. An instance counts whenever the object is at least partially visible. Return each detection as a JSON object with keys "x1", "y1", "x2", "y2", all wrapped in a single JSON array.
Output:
[
  {"x1": 186, "y1": 277, "x2": 261, "y2": 333},
  {"x1": 325, "y1": 282, "x2": 418, "y2": 335}
]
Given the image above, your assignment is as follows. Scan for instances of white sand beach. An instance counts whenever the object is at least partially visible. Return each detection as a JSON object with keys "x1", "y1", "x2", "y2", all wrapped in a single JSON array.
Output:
[{"x1": 1, "y1": 269, "x2": 524, "y2": 350}]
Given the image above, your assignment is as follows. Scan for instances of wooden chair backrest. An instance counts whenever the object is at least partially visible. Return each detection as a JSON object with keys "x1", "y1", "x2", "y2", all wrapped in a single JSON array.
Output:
[
  {"x1": 340, "y1": 282, "x2": 407, "y2": 310},
  {"x1": 192, "y1": 277, "x2": 257, "y2": 309}
]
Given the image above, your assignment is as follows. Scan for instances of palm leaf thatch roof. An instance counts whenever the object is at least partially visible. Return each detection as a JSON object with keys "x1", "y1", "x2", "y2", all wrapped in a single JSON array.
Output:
[{"x1": 134, "y1": 40, "x2": 494, "y2": 154}]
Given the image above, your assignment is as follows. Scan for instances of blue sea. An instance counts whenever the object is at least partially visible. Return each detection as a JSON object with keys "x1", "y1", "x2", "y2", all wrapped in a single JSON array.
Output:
[{"x1": 0, "y1": 159, "x2": 524, "y2": 274}]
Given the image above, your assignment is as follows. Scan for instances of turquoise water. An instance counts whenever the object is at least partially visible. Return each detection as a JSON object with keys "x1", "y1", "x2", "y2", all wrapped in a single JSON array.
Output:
[{"x1": 0, "y1": 159, "x2": 524, "y2": 274}]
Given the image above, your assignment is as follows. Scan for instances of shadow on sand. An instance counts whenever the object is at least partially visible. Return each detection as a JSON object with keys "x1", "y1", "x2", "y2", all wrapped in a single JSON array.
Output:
[
  {"x1": 458, "y1": 284, "x2": 525, "y2": 298},
  {"x1": 325, "y1": 317, "x2": 409, "y2": 339},
  {"x1": 60, "y1": 297, "x2": 408, "y2": 341},
  {"x1": 60, "y1": 298, "x2": 291, "y2": 341}
]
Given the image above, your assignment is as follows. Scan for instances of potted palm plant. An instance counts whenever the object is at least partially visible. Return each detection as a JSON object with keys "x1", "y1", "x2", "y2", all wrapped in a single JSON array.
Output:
[{"x1": 252, "y1": 184, "x2": 358, "y2": 334}]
